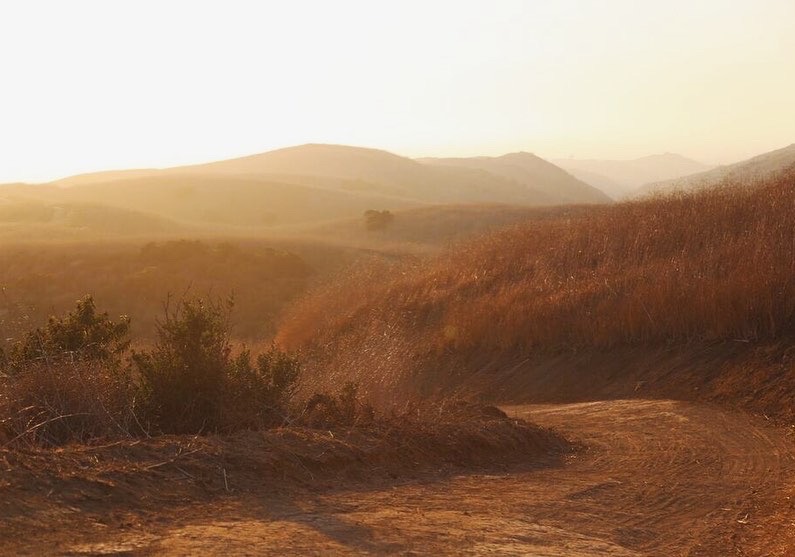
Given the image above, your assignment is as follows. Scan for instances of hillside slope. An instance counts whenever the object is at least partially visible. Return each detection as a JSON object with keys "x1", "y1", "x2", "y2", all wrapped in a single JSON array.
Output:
[
  {"x1": 40, "y1": 144, "x2": 608, "y2": 209},
  {"x1": 0, "y1": 196, "x2": 187, "y2": 241},
  {"x1": 419, "y1": 152, "x2": 610, "y2": 204},
  {"x1": 5, "y1": 174, "x2": 423, "y2": 229},
  {"x1": 0, "y1": 145, "x2": 612, "y2": 233},
  {"x1": 0, "y1": 239, "x2": 313, "y2": 341},
  {"x1": 278, "y1": 169, "x2": 795, "y2": 415},
  {"x1": 640, "y1": 143, "x2": 795, "y2": 195},
  {"x1": 290, "y1": 204, "x2": 596, "y2": 253},
  {"x1": 162, "y1": 143, "x2": 595, "y2": 206}
]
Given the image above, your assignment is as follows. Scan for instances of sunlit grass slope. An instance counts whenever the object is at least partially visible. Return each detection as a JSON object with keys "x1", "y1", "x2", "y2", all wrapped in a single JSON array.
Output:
[{"x1": 278, "y1": 169, "x2": 795, "y2": 398}]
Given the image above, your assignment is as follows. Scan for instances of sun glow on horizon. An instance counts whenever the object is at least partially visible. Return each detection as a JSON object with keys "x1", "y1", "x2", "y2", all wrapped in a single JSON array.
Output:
[{"x1": 1, "y1": 0, "x2": 794, "y2": 183}]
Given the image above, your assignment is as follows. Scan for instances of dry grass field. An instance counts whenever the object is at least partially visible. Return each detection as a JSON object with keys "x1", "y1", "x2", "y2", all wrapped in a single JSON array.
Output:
[
  {"x1": 278, "y1": 169, "x2": 795, "y2": 407},
  {"x1": 3, "y1": 167, "x2": 795, "y2": 556}
]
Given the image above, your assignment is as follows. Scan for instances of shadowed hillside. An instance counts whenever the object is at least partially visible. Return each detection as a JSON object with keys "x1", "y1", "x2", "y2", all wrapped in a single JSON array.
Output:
[{"x1": 277, "y1": 169, "x2": 795, "y2": 414}]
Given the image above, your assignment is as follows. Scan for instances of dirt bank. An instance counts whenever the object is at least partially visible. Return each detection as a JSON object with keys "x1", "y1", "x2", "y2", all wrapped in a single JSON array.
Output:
[
  {"x1": 412, "y1": 341, "x2": 795, "y2": 425},
  {"x1": 4, "y1": 399, "x2": 794, "y2": 555},
  {"x1": 0, "y1": 406, "x2": 566, "y2": 555}
]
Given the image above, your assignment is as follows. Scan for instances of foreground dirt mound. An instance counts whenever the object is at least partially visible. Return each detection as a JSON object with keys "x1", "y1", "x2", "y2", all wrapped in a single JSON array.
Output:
[
  {"x1": 5, "y1": 400, "x2": 792, "y2": 556},
  {"x1": 0, "y1": 406, "x2": 569, "y2": 554}
]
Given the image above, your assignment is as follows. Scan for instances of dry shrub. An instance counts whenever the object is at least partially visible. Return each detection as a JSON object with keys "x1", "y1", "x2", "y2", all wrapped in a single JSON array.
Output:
[
  {"x1": 277, "y1": 170, "x2": 795, "y2": 399},
  {"x1": 300, "y1": 382, "x2": 375, "y2": 428},
  {"x1": 221, "y1": 348, "x2": 302, "y2": 430},
  {"x1": 0, "y1": 296, "x2": 138, "y2": 446},
  {"x1": 0, "y1": 296, "x2": 305, "y2": 445},
  {"x1": 0, "y1": 361, "x2": 138, "y2": 446}
]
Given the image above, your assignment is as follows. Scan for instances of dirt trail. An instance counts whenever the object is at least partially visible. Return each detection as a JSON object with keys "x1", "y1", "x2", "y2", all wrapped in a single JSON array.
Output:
[{"x1": 37, "y1": 400, "x2": 795, "y2": 555}]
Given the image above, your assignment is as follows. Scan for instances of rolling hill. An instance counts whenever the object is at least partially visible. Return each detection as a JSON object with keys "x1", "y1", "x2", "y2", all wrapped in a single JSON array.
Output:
[
  {"x1": 3, "y1": 174, "x2": 423, "y2": 232},
  {"x1": 290, "y1": 203, "x2": 596, "y2": 253},
  {"x1": 418, "y1": 152, "x2": 610, "y2": 204},
  {"x1": 85, "y1": 143, "x2": 607, "y2": 206},
  {"x1": 277, "y1": 167, "x2": 795, "y2": 414},
  {"x1": 0, "y1": 196, "x2": 187, "y2": 241},
  {"x1": 0, "y1": 144, "x2": 612, "y2": 235},
  {"x1": 554, "y1": 153, "x2": 712, "y2": 198}
]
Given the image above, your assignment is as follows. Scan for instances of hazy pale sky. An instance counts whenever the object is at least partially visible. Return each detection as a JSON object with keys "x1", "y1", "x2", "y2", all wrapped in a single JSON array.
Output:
[{"x1": 1, "y1": 0, "x2": 793, "y2": 182}]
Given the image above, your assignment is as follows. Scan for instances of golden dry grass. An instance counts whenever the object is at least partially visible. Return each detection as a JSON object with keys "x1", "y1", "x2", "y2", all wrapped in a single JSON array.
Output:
[{"x1": 277, "y1": 170, "x2": 795, "y2": 399}]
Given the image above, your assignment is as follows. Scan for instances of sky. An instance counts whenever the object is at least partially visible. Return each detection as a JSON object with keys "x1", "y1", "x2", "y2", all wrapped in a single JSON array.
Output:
[{"x1": 0, "y1": 0, "x2": 793, "y2": 183}]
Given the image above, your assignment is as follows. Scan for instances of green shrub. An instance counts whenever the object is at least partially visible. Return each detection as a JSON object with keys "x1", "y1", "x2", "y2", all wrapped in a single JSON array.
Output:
[
  {"x1": 0, "y1": 297, "x2": 136, "y2": 446},
  {"x1": 132, "y1": 297, "x2": 302, "y2": 434},
  {"x1": 132, "y1": 298, "x2": 231, "y2": 433},
  {"x1": 3, "y1": 295, "x2": 129, "y2": 373},
  {"x1": 0, "y1": 294, "x2": 344, "y2": 446},
  {"x1": 225, "y1": 347, "x2": 301, "y2": 429}
]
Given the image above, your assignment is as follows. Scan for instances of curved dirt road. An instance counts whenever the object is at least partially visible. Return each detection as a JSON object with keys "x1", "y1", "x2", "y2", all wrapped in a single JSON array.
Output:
[{"x1": 68, "y1": 400, "x2": 795, "y2": 556}]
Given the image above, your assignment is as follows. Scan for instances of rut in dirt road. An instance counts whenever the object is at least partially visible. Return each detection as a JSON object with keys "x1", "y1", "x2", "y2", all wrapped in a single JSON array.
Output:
[
  {"x1": 505, "y1": 400, "x2": 795, "y2": 556},
  {"x1": 64, "y1": 399, "x2": 795, "y2": 556}
]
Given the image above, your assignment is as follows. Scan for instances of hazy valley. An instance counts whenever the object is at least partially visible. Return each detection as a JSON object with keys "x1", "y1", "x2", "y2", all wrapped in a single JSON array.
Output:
[
  {"x1": 3, "y1": 138, "x2": 795, "y2": 556},
  {"x1": 3, "y1": 1, "x2": 795, "y2": 553}
]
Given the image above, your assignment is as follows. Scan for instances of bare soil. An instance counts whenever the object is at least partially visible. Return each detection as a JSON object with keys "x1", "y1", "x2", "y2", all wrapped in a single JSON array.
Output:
[{"x1": 3, "y1": 399, "x2": 794, "y2": 555}]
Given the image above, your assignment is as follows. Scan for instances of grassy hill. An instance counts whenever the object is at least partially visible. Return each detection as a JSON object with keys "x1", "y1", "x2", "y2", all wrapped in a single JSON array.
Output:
[
  {"x1": 277, "y1": 169, "x2": 795, "y2": 417},
  {"x1": 89, "y1": 143, "x2": 607, "y2": 206},
  {"x1": 0, "y1": 198, "x2": 606, "y2": 350}
]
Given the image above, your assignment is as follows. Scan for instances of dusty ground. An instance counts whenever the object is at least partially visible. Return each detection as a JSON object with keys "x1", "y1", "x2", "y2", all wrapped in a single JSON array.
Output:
[{"x1": 5, "y1": 399, "x2": 795, "y2": 556}]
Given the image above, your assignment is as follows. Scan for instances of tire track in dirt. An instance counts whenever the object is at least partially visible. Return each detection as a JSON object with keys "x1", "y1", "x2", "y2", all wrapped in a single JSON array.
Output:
[
  {"x1": 507, "y1": 400, "x2": 795, "y2": 556},
  {"x1": 64, "y1": 400, "x2": 795, "y2": 556}
]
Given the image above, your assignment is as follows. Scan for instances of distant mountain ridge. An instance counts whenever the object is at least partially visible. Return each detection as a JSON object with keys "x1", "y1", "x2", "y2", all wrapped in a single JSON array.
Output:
[
  {"x1": 418, "y1": 152, "x2": 610, "y2": 205},
  {"x1": 554, "y1": 153, "x2": 713, "y2": 199},
  {"x1": 639, "y1": 143, "x2": 795, "y2": 195},
  {"x1": 2, "y1": 142, "x2": 791, "y2": 240},
  {"x1": 0, "y1": 144, "x2": 611, "y2": 234},
  {"x1": 151, "y1": 143, "x2": 610, "y2": 206}
]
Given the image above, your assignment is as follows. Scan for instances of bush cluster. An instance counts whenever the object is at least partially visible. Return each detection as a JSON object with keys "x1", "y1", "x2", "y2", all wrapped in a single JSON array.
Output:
[
  {"x1": 0, "y1": 296, "x2": 129, "y2": 372},
  {"x1": 0, "y1": 296, "x2": 310, "y2": 446},
  {"x1": 0, "y1": 296, "x2": 136, "y2": 445}
]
